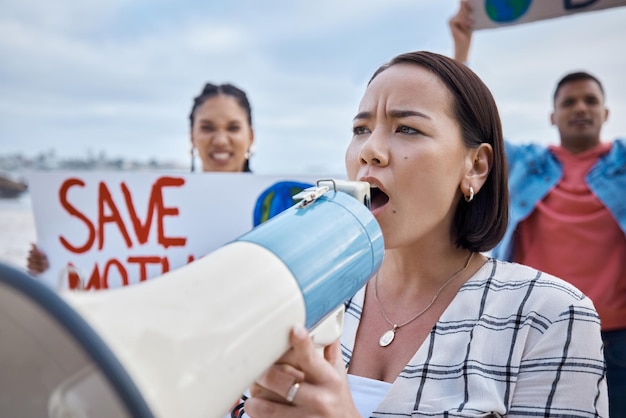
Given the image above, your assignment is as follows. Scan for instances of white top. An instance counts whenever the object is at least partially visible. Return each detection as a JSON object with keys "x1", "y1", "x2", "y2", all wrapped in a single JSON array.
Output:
[{"x1": 348, "y1": 374, "x2": 391, "y2": 417}]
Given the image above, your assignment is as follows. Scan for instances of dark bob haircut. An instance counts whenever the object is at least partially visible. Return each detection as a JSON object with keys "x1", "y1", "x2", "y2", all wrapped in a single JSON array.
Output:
[{"x1": 369, "y1": 51, "x2": 508, "y2": 252}]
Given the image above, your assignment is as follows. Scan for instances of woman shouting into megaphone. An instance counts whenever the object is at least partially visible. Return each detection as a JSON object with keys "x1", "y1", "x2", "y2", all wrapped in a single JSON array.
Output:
[{"x1": 241, "y1": 51, "x2": 608, "y2": 417}]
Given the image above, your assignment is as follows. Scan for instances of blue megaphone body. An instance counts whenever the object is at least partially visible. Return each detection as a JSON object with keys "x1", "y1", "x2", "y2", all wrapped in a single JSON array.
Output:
[{"x1": 0, "y1": 180, "x2": 384, "y2": 418}]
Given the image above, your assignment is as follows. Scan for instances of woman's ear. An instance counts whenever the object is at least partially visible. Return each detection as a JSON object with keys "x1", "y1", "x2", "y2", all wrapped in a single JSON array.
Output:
[
  {"x1": 248, "y1": 127, "x2": 256, "y2": 151},
  {"x1": 462, "y1": 143, "x2": 493, "y2": 196}
]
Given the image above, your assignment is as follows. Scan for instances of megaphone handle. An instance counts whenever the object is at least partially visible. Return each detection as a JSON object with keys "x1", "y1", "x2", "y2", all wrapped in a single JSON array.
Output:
[
  {"x1": 309, "y1": 305, "x2": 345, "y2": 354},
  {"x1": 226, "y1": 305, "x2": 345, "y2": 417}
]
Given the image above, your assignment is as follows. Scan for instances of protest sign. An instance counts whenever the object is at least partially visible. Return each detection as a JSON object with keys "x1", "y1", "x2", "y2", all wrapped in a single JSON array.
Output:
[
  {"x1": 27, "y1": 171, "x2": 327, "y2": 290},
  {"x1": 468, "y1": 0, "x2": 626, "y2": 29}
]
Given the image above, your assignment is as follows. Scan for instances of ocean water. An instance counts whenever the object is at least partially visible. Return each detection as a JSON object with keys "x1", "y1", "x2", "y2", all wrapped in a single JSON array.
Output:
[{"x1": 0, "y1": 193, "x2": 36, "y2": 271}]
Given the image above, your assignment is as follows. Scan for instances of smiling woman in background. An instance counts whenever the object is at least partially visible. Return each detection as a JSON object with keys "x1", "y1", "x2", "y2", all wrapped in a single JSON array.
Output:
[
  {"x1": 27, "y1": 82, "x2": 257, "y2": 274},
  {"x1": 28, "y1": 82, "x2": 312, "y2": 274},
  {"x1": 189, "y1": 83, "x2": 255, "y2": 173}
]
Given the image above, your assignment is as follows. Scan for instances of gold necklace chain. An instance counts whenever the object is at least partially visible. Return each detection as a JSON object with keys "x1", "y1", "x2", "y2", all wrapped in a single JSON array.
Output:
[{"x1": 374, "y1": 251, "x2": 474, "y2": 347}]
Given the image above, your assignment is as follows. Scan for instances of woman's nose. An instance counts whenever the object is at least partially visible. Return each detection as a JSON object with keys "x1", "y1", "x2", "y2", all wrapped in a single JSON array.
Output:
[
  {"x1": 359, "y1": 132, "x2": 388, "y2": 166},
  {"x1": 211, "y1": 130, "x2": 229, "y2": 144}
]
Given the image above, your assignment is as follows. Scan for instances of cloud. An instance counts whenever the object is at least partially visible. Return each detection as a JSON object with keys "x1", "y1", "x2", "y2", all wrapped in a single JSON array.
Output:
[{"x1": 1, "y1": 0, "x2": 625, "y2": 174}]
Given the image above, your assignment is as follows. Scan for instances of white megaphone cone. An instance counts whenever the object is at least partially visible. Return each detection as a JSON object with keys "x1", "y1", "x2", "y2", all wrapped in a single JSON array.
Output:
[{"x1": 0, "y1": 180, "x2": 383, "y2": 418}]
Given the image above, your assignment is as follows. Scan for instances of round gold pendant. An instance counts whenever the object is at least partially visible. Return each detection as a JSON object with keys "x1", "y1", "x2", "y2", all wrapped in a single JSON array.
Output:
[{"x1": 379, "y1": 329, "x2": 395, "y2": 347}]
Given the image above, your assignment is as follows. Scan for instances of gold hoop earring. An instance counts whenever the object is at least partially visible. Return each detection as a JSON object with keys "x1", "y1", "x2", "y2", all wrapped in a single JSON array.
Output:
[{"x1": 465, "y1": 186, "x2": 474, "y2": 203}]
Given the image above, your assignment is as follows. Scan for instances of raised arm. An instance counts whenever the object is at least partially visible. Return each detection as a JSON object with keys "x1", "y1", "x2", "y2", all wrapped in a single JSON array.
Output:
[{"x1": 448, "y1": 0, "x2": 474, "y2": 63}]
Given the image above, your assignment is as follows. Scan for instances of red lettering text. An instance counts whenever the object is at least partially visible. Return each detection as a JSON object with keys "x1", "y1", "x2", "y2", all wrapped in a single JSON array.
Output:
[
  {"x1": 128, "y1": 256, "x2": 164, "y2": 282},
  {"x1": 58, "y1": 176, "x2": 187, "y2": 254},
  {"x1": 68, "y1": 253, "x2": 195, "y2": 289},
  {"x1": 122, "y1": 176, "x2": 186, "y2": 248},
  {"x1": 58, "y1": 178, "x2": 96, "y2": 254},
  {"x1": 98, "y1": 182, "x2": 133, "y2": 250}
]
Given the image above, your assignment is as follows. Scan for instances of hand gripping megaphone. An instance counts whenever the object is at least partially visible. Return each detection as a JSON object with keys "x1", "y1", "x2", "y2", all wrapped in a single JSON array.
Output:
[{"x1": 0, "y1": 180, "x2": 383, "y2": 418}]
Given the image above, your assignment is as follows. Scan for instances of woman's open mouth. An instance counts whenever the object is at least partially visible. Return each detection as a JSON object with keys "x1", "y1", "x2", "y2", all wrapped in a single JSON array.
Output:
[{"x1": 370, "y1": 186, "x2": 389, "y2": 211}]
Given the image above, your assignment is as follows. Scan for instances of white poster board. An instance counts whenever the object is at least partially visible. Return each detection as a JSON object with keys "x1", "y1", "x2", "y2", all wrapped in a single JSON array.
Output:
[
  {"x1": 27, "y1": 171, "x2": 329, "y2": 290},
  {"x1": 468, "y1": 0, "x2": 626, "y2": 29}
]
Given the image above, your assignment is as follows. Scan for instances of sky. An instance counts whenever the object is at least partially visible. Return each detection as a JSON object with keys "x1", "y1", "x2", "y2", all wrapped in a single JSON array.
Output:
[{"x1": 1, "y1": 0, "x2": 625, "y2": 175}]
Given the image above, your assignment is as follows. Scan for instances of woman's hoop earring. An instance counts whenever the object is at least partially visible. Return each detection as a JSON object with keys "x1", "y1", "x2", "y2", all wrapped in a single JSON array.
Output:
[
  {"x1": 190, "y1": 147, "x2": 197, "y2": 173},
  {"x1": 245, "y1": 145, "x2": 256, "y2": 160},
  {"x1": 465, "y1": 186, "x2": 474, "y2": 203}
]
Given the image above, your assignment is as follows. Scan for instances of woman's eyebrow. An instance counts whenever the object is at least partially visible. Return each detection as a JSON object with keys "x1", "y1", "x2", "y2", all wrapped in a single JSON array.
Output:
[
  {"x1": 388, "y1": 109, "x2": 431, "y2": 120},
  {"x1": 353, "y1": 111, "x2": 371, "y2": 121},
  {"x1": 353, "y1": 109, "x2": 431, "y2": 121}
]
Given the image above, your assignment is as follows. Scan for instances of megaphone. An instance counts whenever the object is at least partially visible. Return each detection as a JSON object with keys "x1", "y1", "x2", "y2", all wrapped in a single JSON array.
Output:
[{"x1": 0, "y1": 180, "x2": 383, "y2": 418}]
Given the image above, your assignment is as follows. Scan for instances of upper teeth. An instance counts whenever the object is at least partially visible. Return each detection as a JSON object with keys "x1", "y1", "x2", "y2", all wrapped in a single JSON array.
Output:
[{"x1": 212, "y1": 152, "x2": 230, "y2": 160}]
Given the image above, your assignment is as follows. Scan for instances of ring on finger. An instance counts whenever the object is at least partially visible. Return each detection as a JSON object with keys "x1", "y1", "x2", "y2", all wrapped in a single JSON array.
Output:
[{"x1": 285, "y1": 381, "x2": 300, "y2": 403}]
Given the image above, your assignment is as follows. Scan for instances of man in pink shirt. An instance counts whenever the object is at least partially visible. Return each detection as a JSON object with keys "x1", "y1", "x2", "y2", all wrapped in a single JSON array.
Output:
[{"x1": 450, "y1": 2, "x2": 626, "y2": 416}]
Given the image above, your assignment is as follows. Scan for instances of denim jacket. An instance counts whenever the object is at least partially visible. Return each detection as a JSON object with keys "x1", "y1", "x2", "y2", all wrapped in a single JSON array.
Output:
[{"x1": 492, "y1": 138, "x2": 626, "y2": 261}]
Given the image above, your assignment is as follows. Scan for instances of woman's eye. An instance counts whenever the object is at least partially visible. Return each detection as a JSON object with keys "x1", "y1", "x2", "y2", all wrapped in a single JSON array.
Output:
[
  {"x1": 397, "y1": 125, "x2": 419, "y2": 135},
  {"x1": 353, "y1": 126, "x2": 370, "y2": 135},
  {"x1": 201, "y1": 125, "x2": 215, "y2": 132}
]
